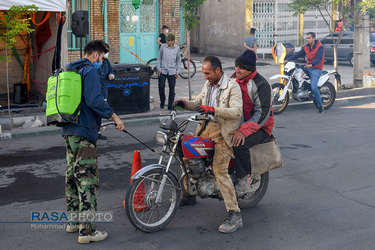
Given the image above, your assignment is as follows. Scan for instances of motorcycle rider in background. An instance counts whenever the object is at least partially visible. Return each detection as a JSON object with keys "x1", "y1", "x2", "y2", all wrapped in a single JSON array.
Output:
[
  {"x1": 173, "y1": 56, "x2": 244, "y2": 233},
  {"x1": 230, "y1": 50, "x2": 274, "y2": 195},
  {"x1": 284, "y1": 32, "x2": 325, "y2": 114}
]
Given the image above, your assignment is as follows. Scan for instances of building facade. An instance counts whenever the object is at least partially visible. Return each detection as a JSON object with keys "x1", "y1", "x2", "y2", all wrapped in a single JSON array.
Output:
[
  {"x1": 67, "y1": 0, "x2": 185, "y2": 65},
  {"x1": 191, "y1": 0, "x2": 332, "y2": 57}
]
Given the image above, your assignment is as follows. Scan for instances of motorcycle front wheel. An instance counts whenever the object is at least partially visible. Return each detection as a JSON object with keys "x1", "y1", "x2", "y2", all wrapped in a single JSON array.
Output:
[
  {"x1": 125, "y1": 169, "x2": 180, "y2": 232},
  {"x1": 146, "y1": 58, "x2": 158, "y2": 79},
  {"x1": 238, "y1": 172, "x2": 269, "y2": 209},
  {"x1": 272, "y1": 83, "x2": 289, "y2": 115},
  {"x1": 313, "y1": 81, "x2": 336, "y2": 110}
]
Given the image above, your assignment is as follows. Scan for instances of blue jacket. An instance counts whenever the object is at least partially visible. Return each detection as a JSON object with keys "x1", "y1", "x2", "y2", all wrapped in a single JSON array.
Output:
[
  {"x1": 62, "y1": 58, "x2": 114, "y2": 143},
  {"x1": 97, "y1": 58, "x2": 114, "y2": 99}
]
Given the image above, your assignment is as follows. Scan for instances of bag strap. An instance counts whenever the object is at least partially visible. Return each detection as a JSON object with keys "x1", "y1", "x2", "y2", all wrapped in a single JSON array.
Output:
[{"x1": 70, "y1": 65, "x2": 89, "y2": 121}]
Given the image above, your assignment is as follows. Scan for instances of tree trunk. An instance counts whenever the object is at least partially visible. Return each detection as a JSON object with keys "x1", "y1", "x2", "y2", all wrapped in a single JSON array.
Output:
[
  {"x1": 333, "y1": 45, "x2": 338, "y2": 90},
  {"x1": 353, "y1": 1, "x2": 370, "y2": 88},
  {"x1": 6, "y1": 48, "x2": 13, "y2": 130}
]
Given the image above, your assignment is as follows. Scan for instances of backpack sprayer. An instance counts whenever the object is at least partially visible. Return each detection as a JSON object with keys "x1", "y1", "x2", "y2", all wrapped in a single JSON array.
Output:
[
  {"x1": 45, "y1": 68, "x2": 84, "y2": 127},
  {"x1": 46, "y1": 69, "x2": 156, "y2": 152}
]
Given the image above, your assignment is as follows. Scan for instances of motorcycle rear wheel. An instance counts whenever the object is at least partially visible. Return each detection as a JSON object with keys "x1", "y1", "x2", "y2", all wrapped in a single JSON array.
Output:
[
  {"x1": 125, "y1": 169, "x2": 180, "y2": 232},
  {"x1": 272, "y1": 83, "x2": 289, "y2": 115},
  {"x1": 238, "y1": 172, "x2": 269, "y2": 209},
  {"x1": 313, "y1": 81, "x2": 336, "y2": 110}
]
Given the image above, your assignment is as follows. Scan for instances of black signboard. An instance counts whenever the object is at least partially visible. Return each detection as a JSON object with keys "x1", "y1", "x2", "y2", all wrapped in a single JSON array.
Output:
[{"x1": 107, "y1": 64, "x2": 151, "y2": 114}]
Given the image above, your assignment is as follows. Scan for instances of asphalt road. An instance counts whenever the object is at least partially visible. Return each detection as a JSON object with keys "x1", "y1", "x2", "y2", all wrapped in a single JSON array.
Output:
[{"x1": 0, "y1": 96, "x2": 375, "y2": 249}]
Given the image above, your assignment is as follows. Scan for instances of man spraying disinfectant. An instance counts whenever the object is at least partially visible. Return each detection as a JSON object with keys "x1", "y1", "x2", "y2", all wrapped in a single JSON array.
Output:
[{"x1": 47, "y1": 40, "x2": 125, "y2": 244}]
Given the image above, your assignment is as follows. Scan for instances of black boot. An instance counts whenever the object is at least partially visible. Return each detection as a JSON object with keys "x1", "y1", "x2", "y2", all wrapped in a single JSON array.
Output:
[{"x1": 218, "y1": 210, "x2": 243, "y2": 233}]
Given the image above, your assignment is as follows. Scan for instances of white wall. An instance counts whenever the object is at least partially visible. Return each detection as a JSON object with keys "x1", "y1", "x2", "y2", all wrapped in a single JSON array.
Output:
[{"x1": 192, "y1": 0, "x2": 246, "y2": 57}]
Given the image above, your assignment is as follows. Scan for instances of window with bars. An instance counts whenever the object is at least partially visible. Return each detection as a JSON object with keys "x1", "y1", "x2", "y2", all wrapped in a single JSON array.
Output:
[{"x1": 67, "y1": 0, "x2": 90, "y2": 50}]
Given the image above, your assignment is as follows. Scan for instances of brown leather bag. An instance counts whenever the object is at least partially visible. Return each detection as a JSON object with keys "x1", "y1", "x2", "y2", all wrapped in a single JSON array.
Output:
[{"x1": 250, "y1": 134, "x2": 283, "y2": 175}]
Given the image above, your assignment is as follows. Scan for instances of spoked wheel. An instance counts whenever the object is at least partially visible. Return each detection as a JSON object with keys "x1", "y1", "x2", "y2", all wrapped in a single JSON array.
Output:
[
  {"x1": 125, "y1": 169, "x2": 180, "y2": 232},
  {"x1": 313, "y1": 81, "x2": 336, "y2": 110},
  {"x1": 271, "y1": 83, "x2": 289, "y2": 115},
  {"x1": 238, "y1": 172, "x2": 269, "y2": 209},
  {"x1": 179, "y1": 59, "x2": 196, "y2": 79},
  {"x1": 146, "y1": 58, "x2": 158, "y2": 79}
]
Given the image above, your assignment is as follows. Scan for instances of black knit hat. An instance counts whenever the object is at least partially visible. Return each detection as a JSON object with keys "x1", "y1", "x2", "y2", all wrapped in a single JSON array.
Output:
[{"x1": 235, "y1": 49, "x2": 256, "y2": 71}]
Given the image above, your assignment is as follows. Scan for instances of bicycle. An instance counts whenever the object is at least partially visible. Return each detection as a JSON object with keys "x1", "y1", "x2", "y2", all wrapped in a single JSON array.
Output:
[{"x1": 147, "y1": 45, "x2": 196, "y2": 79}]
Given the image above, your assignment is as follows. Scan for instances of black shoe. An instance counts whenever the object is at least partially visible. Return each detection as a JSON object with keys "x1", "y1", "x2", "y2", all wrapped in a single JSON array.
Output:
[
  {"x1": 218, "y1": 210, "x2": 243, "y2": 233},
  {"x1": 318, "y1": 105, "x2": 324, "y2": 114},
  {"x1": 179, "y1": 195, "x2": 196, "y2": 207},
  {"x1": 160, "y1": 104, "x2": 165, "y2": 109},
  {"x1": 168, "y1": 107, "x2": 176, "y2": 111},
  {"x1": 97, "y1": 133, "x2": 107, "y2": 140}
]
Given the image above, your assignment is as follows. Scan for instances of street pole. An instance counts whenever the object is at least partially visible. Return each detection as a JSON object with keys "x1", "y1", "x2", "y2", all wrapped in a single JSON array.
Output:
[{"x1": 353, "y1": 0, "x2": 370, "y2": 88}]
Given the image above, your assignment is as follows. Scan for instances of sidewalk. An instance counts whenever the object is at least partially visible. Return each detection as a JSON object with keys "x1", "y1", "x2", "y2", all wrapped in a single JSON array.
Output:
[{"x1": 1, "y1": 53, "x2": 375, "y2": 139}]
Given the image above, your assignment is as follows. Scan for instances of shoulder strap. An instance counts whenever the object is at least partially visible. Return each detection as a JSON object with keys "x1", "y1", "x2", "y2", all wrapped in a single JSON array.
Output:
[{"x1": 71, "y1": 65, "x2": 89, "y2": 119}]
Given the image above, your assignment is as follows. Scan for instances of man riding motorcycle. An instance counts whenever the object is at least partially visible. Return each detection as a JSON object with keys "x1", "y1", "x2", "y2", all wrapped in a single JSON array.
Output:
[
  {"x1": 285, "y1": 32, "x2": 325, "y2": 114},
  {"x1": 173, "y1": 56, "x2": 244, "y2": 234},
  {"x1": 230, "y1": 49, "x2": 274, "y2": 195}
]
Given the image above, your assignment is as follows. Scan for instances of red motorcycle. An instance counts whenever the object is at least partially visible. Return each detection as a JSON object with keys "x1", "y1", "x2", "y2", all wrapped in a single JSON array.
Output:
[{"x1": 125, "y1": 112, "x2": 269, "y2": 232}]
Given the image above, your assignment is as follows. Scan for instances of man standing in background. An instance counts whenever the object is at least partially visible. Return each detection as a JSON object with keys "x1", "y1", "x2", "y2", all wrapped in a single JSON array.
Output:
[
  {"x1": 157, "y1": 33, "x2": 180, "y2": 110},
  {"x1": 96, "y1": 43, "x2": 115, "y2": 140},
  {"x1": 244, "y1": 28, "x2": 258, "y2": 60},
  {"x1": 156, "y1": 25, "x2": 169, "y2": 46}
]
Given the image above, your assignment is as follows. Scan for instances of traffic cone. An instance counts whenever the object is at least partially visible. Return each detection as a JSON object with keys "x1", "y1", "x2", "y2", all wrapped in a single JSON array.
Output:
[{"x1": 123, "y1": 150, "x2": 148, "y2": 212}]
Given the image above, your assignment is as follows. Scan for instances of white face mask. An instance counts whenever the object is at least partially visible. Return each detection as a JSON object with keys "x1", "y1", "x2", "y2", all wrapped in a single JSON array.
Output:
[
  {"x1": 165, "y1": 29, "x2": 169, "y2": 34},
  {"x1": 104, "y1": 53, "x2": 109, "y2": 59}
]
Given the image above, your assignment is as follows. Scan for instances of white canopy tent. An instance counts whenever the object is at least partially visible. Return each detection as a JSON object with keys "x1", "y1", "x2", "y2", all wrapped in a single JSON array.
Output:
[
  {"x1": 0, "y1": 0, "x2": 66, "y2": 11},
  {"x1": 0, "y1": 0, "x2": 68, "y2": 120}
]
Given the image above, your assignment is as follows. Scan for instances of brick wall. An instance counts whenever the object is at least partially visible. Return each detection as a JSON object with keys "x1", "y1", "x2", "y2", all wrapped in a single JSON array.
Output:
[
  {"x1": 159, "y1": 0, "x2": 182, "y2": 45},
  {"x1": 68, "y1": 0, "x2": 184, "y2": 63},
  {"x1": 68, "y1": 0, "x2": 120, "y2": 64}
]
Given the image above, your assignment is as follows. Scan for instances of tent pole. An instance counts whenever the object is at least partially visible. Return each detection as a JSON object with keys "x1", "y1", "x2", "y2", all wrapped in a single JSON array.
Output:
[{"x1": 5, "y1": 43, "x2": 13, "y2": 130}]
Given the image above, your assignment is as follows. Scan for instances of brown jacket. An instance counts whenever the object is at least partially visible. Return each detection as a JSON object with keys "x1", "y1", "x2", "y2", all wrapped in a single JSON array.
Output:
[{"x1": 186, "y1": 73, "x2": 243, "y2": 147}]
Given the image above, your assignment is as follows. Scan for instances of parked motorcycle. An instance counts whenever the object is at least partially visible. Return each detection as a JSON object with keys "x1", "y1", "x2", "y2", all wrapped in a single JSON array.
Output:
[
  {"x1": 125, "y1": 112, "x2": 269, "y2": 232},
  {"x1": 270, "y1": 61, "x2": 341, "y2": 115}
]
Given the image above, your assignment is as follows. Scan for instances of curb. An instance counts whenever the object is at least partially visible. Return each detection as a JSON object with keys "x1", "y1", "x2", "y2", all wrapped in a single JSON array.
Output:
[
  {"x1": 1, "y1": 87, "x2": 375, "y2": 139},
  {"x1": 1, "y1": 111, "x2": 195, "y2": 139}
]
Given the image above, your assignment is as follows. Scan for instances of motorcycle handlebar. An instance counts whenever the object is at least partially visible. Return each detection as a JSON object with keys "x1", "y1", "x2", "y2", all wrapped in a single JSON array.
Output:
[{"x1": 189, "y1": 115, "x2": 211, "y2": 122}]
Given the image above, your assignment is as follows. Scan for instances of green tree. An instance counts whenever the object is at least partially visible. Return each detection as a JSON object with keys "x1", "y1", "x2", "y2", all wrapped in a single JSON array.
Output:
[
  {"x1": 288, "y1": 0, "x2": 375, "y2": 87},
  {"x1": 0, "y1": 5, "x2": 38, "y2": 61},
  {"x1": 0, "y1": 5, "x2": 37, "y2": 129},
  {"x1": 181, "y1": 0, "x2": 206, "y2": 100}
]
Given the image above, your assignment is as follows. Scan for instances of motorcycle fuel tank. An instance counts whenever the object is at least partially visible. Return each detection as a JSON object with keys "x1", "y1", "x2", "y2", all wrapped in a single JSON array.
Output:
[{"x1": 182, "y1": 135, "x2": 215, "y2": 158}]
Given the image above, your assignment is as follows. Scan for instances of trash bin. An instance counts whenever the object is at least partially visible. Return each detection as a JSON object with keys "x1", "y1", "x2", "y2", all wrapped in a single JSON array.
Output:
[
  {"x1": 107, "y1": 64, "x2": 151, "y2": 115},
  {"x1": 13, "y1": 83, "x2": 28, "y2": 104},
  {"x1": 282, "y1": 43, "x2": 295, "y2": 56}
]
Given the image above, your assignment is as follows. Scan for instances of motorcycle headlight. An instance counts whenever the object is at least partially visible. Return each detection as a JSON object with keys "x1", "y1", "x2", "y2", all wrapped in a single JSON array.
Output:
[{"x1": 155, "y1": 131, "x2": 168, "y2": 145}]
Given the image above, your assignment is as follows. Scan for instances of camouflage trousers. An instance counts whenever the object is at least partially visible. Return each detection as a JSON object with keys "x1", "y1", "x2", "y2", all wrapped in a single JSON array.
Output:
[
  {"x1": 64, "y1": 136, "x2": 99, "y2": 236},
  {"x1": 200, "y1": 122, "x2": 240, "y2": 212}
]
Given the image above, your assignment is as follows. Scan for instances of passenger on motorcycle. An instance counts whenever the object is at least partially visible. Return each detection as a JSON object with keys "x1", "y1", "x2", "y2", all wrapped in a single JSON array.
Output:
[
  {"x1": 230, "y1": 49, "x2": 274, "y2": 195},
  {"x1": 173, "y1": 56, "x2": 244, "y2": 234},
  {"x1": 284, "y1": 32, "x2": 325, "y2": 114}
]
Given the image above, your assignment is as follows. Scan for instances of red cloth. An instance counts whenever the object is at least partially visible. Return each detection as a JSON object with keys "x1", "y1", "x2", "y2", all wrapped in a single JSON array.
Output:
[
  {"x1": 236, "y1": 70, "x2": 257, "y2": 122},
  {"x1": 236, "y1": 70, "x2": 274, "y2": 137},
  {"x1": 35, "y1": 12, "x2": 52, "y2": 59}
]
